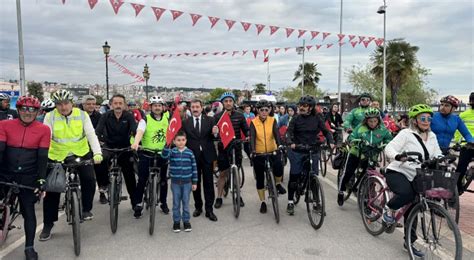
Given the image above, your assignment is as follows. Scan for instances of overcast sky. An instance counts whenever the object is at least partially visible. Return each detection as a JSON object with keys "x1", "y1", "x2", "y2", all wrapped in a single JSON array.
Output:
[{"x1": 0, "y1": 0, "x2": 472, "y2": 96}]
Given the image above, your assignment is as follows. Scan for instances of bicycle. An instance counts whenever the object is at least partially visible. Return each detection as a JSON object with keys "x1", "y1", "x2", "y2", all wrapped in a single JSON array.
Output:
[
  {"x1": 292, "y1": 143, "x2": 326, "y2": 230},
  {"x1": 338, "y1": 140, "x2": 385, "y2": 202},
  {"x1": 319, "y1": 143, "x2": 330, "y2": 177},
  {"x1": 451, "y1": 142, "x2": 474, "y2": 195},
  {"x1": 140, "y1": 148, "x2": 163, "y2": 236},
  {"x1": 358, "y1": 152, "x2": 462, "y2": 259},
  {"x1": 254, "y1": 151, "x2": 280, "y2": 223},
  {"x1": 51, "y1": 157, "x2": 93, "y2": 256},
  {"x1": 221, "y1": 141, "x2": 246, "y2": 198},
  {"x1": 102, "y1": 147, "x2": 133, "y2": 234},
  {"x1": 227, "y1": 139, "x2": 243, "y2": 218},
  {"x1": 0, "y1": 181, "x2": 36, "y2": 246}
]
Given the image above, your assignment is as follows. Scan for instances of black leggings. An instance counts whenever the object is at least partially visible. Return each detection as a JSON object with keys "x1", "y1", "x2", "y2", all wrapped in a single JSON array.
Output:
[
  {"x1": 338, "y1": 153, "x2": 367, "y2": 192},
  {"x1": 456, "y1": 146, "x2": 474, "y2": 192},
  {"x1": 385, "y1": 169, "x2": 417, "y2": 243},
  {"x1": 252, "y1": 153, "x2": 283, "y2": 190}
]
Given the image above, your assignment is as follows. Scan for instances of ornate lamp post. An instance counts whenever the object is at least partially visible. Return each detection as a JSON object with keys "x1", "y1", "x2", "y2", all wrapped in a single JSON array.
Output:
[
  {"x1": 143, "y1": 64, "x2": 150, "y2": 101},
  {"x1": 102, "y1": 41, "x2": 111, "y2": 99}
]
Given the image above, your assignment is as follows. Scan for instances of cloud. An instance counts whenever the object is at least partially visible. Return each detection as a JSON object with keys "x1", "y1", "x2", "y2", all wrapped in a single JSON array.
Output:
[{"x1": 0, "y1": 0, "x2": 472, "y2": 96}]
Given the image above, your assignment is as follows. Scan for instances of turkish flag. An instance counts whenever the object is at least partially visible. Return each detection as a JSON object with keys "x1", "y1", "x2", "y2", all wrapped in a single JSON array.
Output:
[
  {"x1": 166, "y1": 108, "x2": 182, "y2": 145},
  {"x1": 217, "y1": 112, "x2": 235, "y2": 149}
]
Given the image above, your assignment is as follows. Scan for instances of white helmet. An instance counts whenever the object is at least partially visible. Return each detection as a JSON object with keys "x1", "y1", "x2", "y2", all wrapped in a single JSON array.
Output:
[
  {"x1": 41, "y1": 99, "x2": 55, "y2": 110},
  {"x1": 149, "y1": 96, "x2": 165, "y2": 105},
  {"x1": 51, "y1": 89, "x2": 73, "y2": 102},
  {"x1": 0, "y1": 93, "x2": 10, "y2": 100}
]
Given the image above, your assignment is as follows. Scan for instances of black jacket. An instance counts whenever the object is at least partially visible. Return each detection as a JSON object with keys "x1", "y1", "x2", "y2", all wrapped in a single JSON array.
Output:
[
  {"x1": 95, "y1": 110, "x2": 137, "y2": 148},
  {"x1": 214, "y1": 110, "x2": 249, "y2": 140},
  {"x1": 181, "y1": 114, "x2": 217, "y2": 164},
  {"x1": 287, "y1": 113, "x2": 334, "y2": 148},
  {"x1": 325, "y1": 112, "x2": 343, "y2": 129},
  {"x1": 0, "y1": 109, "x2": 18, "y2": 121},
  {"x1": 88, "y1": 110, "x2": 102, "y2": 129}
]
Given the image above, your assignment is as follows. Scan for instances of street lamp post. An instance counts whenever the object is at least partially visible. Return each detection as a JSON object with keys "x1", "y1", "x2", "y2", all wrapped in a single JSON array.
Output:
[
  {"x1": 378, "y1": 1, "x2": 387, "y2": 111},
  {"x1": 143, "y1": 64, "x2": 150, "y2": 101},
  {"x1": 102, "y1": 41, "x2": 111, "y2": 100},
  {"x1": 337, "y1": 0, "x2": 343, "y2": 105}
]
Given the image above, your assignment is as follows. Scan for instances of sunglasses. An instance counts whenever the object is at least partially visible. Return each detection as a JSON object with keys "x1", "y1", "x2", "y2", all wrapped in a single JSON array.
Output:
[
  {"x1": 418, "y1": 116, "x2": 432, "y2": 123},
  {"x1": 360, "y1": 98, "x2": 371, "y2": 102},
  {"x1": 19, "y1": 106, "x2": 39, "y2": 113},
  {"x1": 259, "y1": 108, "x2": 270, "y2": 112}
]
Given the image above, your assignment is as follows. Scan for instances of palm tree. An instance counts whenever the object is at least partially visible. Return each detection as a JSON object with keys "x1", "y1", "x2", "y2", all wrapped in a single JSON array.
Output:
[
  {"x1": 293, "y1": 62, "x2": 322, "y2": 90},
  {"x1": 371, "y1": 38, "x2": 419, "y2": 109}
]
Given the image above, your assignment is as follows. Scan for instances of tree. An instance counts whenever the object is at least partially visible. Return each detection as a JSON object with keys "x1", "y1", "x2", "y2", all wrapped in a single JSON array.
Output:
[
  {"x1": 206, "y1": 88, "x2": 228, "y2": 102},
  {"x1": 293, "y1": 62, "x2": 322, "y2": 90},
  {"x1": 27, "y1": 81, "x2": 44, "y2": 101},
  {"x1": 347, "y1": 64, "x2": 437, "y2": 110},
  {"x1": 371, "y1": 38, "x2": 420, "y2": 109},
  {"x1": 94, "y1": 95, "x2": 104, "y2": 105},
  {"x1": 281, "y1": 85, "x2": 325, "y2": 103},
  {"x1": 253, "y1": 83, "x2": 266, "y2": 94},
  {"x1": 232, "y1": 89, "x2": 242, "y2": 100}
]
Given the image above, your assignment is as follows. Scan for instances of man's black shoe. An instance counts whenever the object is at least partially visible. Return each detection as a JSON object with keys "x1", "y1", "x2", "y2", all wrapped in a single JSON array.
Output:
[
  {"x1": 193, "y1": 209, "x2": 202, "y2": 217},
  {"x1": 205, "y1": 212, "x2": 218, "y2": 221},
  {"x1": 161, "y1": 203, "x2": 170, "y2": 214},
  {"x1": 214, "y1": 198, "x2": 223, "y2": 209}
]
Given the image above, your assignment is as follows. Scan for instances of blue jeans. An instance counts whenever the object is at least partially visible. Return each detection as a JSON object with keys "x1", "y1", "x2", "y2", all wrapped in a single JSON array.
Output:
[{"x1": 171, "y1": 181, "x2": 192, "y2": 223}]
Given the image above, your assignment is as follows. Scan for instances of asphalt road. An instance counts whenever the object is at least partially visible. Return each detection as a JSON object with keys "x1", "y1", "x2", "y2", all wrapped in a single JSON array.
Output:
[{"x1": 2, "y1": 159, "x2": 473, "y2": 259}]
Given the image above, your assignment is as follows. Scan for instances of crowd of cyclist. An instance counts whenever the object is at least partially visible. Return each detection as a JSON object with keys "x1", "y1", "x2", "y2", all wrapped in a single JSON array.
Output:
[{"x1": 0, "y1": 89, "x2": 473, "y2": 259}]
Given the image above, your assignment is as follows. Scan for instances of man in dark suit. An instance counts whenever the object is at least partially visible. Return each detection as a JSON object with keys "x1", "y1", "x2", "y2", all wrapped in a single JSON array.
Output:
[{"x1": 181, "y1": 99, "x2": 218, "y2": 221}]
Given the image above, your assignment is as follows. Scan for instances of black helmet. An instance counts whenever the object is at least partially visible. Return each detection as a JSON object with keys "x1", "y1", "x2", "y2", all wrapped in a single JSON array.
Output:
[
  {"x1": 298, "y1": 95, "x2": 316, "y2": 107},
  {"x1": 358, "y1": 92, "x2": 372, "y2": 101},
  {"x1": 256, "y1": 99, "x2": 271, "y2": 109}
]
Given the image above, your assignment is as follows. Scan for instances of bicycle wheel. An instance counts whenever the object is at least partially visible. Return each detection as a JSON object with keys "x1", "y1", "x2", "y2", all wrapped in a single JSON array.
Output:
[
  {"x1": 239, "y1": 166, "x2": 245, "y2": 189},
  {"x1": 306, "y1": 175, "x2": 325, "y2": 230},
  {"x1": 358, "y1": 176, "x2": 386, "y2": 236},
  {"x1": 109, "y1": 175, "x2": 119, "y2": 234},
  {"x1": 231, "y1": 166, "x2": 241, "y2": 218},
  {"x1": 71, "y1": 191, "x2": 81, "y2": 256},
  {"x1": 406, "y1": 201, "x2": 462, "y2": 260},
  {"x1": 0, "y1": 201, "x2": 11, "y2": 246},
  {"x1": 443, "y1": 187, "x2": 460, "y2": 224},
  {"x1": 266, "y1": 170, "x2": 279, "y2": 224},
  {"x1": 147, "y1": 174, "x2": 157, "y2": 235}
]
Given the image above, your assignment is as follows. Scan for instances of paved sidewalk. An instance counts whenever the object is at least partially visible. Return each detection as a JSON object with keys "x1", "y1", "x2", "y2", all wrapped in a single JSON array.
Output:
[{"x1": 459, "y1": 183, "x2": 474, "y2": 251}]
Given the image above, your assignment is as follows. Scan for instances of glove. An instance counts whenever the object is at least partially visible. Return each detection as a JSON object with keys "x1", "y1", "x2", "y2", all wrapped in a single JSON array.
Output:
[
  {"x1": 35, "y1": 179, "x2": 46, "y2": 196},
  {"x1": 93, "y1": 154, "x2": 103, "y2": 164},
  {"x1": 395, "y1": 153, "x2": 407, "y2": 162}
]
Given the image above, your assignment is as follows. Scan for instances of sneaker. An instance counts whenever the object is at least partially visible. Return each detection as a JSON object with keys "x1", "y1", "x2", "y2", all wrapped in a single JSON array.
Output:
[
  {"x1": 286, "y1": 203, "x2": 295, "y2": 215},
  {"x1": 82, "y1": 211, "x2": 94, "y2": 221},
  {"x1": 173, "y1": 222, "x2": 181, "y2": 233},
  {"x1": 183, "y1": 222, "x2": 192, "y2": 232},
  {"x1": 133, "y1": 205, "x2": 143, "y2": 219},
  {"x1": 337, "y1": 192, "x2": 344, "y2": 206},
  {"x1": 24, "y1": 248, "x2": 38, "y2": 260},
  {"x1": 39, "y1": 224, "x2": 53, "y2": 241},
  {"x1": 403, "y1": 242, "x2": 425, "y2": 258},
  {"x1": 276, "y1": 184, "x2": 287, "y2": 195},
  {"x1": 382, "y1": 210, "x2": 395, "y2": 225},
  {"x1": 214, "y1": 198, "x2": 223, "y2": 209},
  {"x1": 260, "y1": 202, "x2": 267, "y2": 214},
  {"x1": 239, "y1": 197, "x2": 245, "y2": 207},
  {"x1": 99, "y1": 193, "x2": 108, "y2": 204},
  {"x1": 161, "y1": 203, "x2": 170, "y2": 214}
]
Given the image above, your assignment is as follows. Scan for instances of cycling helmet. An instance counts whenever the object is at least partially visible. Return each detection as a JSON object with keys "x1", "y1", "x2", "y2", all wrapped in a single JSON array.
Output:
[
  {"x1": 149, "y1": 96, "x2": 165, "y2": 105},
  {"x1": 256, "y1": 99, "x2": 271, "y2": 109},
  {"x1": 358, "y1": 92, "x2": 372, "y2": 101},
  {"x1": 298, "y1": 95, "x2": 316, "y2": 107},
  {"x1": 128, "y1": 101, "x2": 137, "y2": 107},
  {"x1": 16, "y1": 96, "x2": 40, "y2": 109},
  {"x1": 0, "y1": 93, "x2": 10, "y2": 101},
  {"x1": 408, "y1": 104, "x2": 433, "y2": 119},
  {"x1": 41, "y1": 99, "x2": 55, "y2": 110},
  {"x1": 51, "y1": 89, "x2": 73, "y2": 102},
  {"x1": 440, "y1": 95, "x2": 460, "y2": 108},
  {"x1": 365, "y1": 108, "x2": 381, "y2": 118},
  {"x1": 219, "y1": 92, "x2": 235, "y2": 102}
]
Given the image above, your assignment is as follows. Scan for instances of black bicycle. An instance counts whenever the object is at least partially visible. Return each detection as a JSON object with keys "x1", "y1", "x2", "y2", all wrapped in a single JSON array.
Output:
[
  {"x1": 57, "y1": 158, "x2": 94, "y2": 256},
  {"x1": 228, "y1": 140, "x2": 243, "y2": 218},
  {"x1": 292, "y1": 143, "x2": 326, "y2": 230},
  {"x1": 255, "y1": 152, "x2": 280, "y2": 223},
  {"x1": 140, "y1": 149, "x2": 163, "y2": 236},
  {"x1": 319, "y1": 143, "x2": 330, "y2": 177},
  {"x1": 102, "y1": 147, "x2": 133, "y2": 234},
  {"x1": 0, "y1": 181, "x2": 36, "y2": 246}
]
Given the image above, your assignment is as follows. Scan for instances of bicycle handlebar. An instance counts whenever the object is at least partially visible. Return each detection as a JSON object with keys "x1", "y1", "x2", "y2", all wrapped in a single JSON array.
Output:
[
  {"x1": 0, "y1": 181, "x2": 36, "y2": 190},
  {"x1": 102, "y1": 147, "x2": 133, "y2": 153},
  {"x1": 61, "y1": 159, "x2": 95, "y2": 168},
  {"x1": 403, "y1": 151, "x2": 457, "y2": 168}
]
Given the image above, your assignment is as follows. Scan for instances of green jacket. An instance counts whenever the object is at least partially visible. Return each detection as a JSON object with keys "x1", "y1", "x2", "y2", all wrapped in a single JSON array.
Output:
[
  {"x1": 343, "y1": 107, "x2": 370, "y2": 131},
  {"x1": 348, "y1": 124, "x2": 393, "y2": 159},
  {"x1": 454, "y1": 108, "x2": 474, "y2": 143}
]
